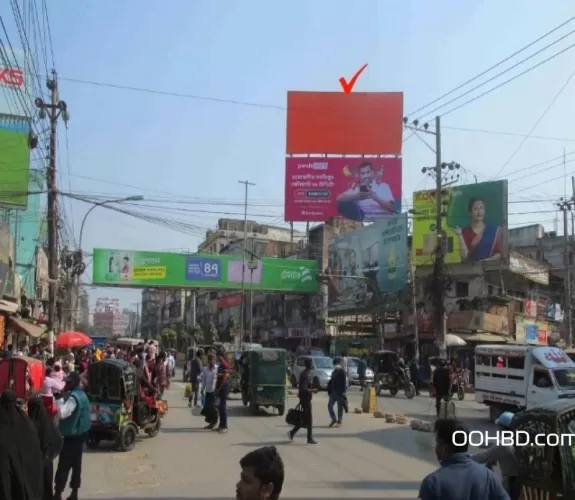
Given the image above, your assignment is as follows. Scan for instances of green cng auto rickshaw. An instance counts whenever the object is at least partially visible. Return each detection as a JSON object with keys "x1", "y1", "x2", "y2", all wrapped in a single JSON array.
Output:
[
  {"x1": 510, "y1": 399, "x2": 575, "y2": 497},
  {"x1": 86, "y1": 359, "x2": 161, "y2": 452},
  {"x1": 241, "y1": 348, "x2": 287, "y2": 416}
]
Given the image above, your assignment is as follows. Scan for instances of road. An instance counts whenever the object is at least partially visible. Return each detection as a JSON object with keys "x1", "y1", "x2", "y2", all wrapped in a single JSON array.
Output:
[{"x1": 77, "y1": 381, "x2": 496, "y2": 499}]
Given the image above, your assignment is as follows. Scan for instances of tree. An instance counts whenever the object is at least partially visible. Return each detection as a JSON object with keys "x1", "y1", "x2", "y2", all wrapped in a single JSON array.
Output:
[
  {"x1": 203, "y1": 320, "x2": 219, "y2": 345},
  {"x1": 223, "y1": 316, "x2": 239, "y2": 342},
  {"x1": 189, "y1": 325, "x2": 204, "y2": 345},
  {"x1": 160, "y1": 327, "x2": 177, "y2": 348}
]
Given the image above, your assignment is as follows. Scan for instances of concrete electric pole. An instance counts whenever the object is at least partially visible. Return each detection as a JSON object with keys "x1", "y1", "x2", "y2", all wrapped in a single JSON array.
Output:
[
  {"x1": 404, "y1": 115, "x2": 460, "y2": 359},
  {"x1": 35, "y1": 70, "x2": 69, "y2": 349},
  {"x1": 558, "y1": 197, "x2": 574, "y2": 347},
  {"x1": 238, "y1": 179, "x2": 255, "y2": 341}
]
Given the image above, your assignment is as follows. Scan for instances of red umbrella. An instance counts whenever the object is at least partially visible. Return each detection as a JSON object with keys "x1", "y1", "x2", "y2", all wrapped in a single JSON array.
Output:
[{"x1": 56, "y1": 331, "x2": 92, "y2": 349}]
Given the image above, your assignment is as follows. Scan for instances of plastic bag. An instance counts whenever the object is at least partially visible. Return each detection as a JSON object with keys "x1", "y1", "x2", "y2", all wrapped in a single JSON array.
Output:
[{"x1": 184, "y1": 383, "x2": 192, "y2": 398}]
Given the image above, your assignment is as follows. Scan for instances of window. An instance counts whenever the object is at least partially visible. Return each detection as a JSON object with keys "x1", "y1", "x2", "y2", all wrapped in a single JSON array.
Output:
[
  {"x1": 296, "y1": 357, "x2": 307, "y2": 367},
  {"x1": 455, "y1": 281, "x2": 469, "y2": 297},
  {"x1": 533, "y1": 369, "x2": 553, "y2": 388},
  {"x1": 488, "y1": 285, "x2": 494, "y2": 295},
  {"x1": 507, "y1": 356, "x2": 525, "y2": 370}
]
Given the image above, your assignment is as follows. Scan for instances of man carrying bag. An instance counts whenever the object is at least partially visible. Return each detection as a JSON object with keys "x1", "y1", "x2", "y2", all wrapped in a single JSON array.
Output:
[{"x1": 286, "y1": 358, "x2": 317, "y2": 445}]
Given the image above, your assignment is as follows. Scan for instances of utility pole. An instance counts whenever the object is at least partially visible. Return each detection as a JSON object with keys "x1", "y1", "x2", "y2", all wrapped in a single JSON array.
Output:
[
  {"x1": 410, "y1": 254, "x2": 420, "y2": 361},
  {"x1": 406, "y1": 115, "x2": 460, "y2": 359},
  {"x1": 558, "y1": 197, "x2": 574, "y2": 347},
  {"x1": 238, "y1": 180, "x2": 255, "y2": 342},
  {"x1": 35, "y1": 71, "x2": 68, "y2": 352}
]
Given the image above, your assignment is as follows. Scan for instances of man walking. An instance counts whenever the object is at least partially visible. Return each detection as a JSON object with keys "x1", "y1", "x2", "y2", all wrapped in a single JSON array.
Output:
[
  {"x1": 327, "y1": 358, "x2": 347, "y2": 427},
  {"x1": 288, "y1": 358, "x2": 317, "y2": 445},
  {"x1": 54, "y1": 372, "x2": 91, "y2": 500},
  {"x1": 188, "y1": 349, "x2": 203, "y2": 408},
  {"x1": 201, "y1": 354, "x2": 218, "y2": 430}
]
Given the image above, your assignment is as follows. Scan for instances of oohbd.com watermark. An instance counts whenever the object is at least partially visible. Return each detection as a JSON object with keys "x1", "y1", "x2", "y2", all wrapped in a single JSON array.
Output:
[{"x1": 453, "y1": 430, "x2": 575, "y2": 447}]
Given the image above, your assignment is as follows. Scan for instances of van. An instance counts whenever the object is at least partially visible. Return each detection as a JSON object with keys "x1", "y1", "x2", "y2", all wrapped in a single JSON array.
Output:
[{"x1": 474, "y1": 344, "x2": 575, "y2": 422}]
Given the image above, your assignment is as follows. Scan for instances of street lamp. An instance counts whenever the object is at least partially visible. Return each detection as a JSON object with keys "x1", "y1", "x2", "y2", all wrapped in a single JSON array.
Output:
[{"x1": 78, "y1": 195, "x2": 144, "y2": 251}]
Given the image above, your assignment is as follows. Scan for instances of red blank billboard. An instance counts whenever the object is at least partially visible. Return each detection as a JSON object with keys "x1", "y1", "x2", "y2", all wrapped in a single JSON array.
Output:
[{"x1": 286, "y1": 91, "x2": 404, "y2": 155}]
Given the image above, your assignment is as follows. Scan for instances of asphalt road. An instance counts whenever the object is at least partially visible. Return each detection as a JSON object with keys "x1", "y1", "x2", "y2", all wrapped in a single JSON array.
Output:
[{"x1": 75, "y1": 379, "x2": 497, "y2": 499}]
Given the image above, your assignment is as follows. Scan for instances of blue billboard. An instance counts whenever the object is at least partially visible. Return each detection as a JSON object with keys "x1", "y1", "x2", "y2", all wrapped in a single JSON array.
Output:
[
  {"x1": 327, "y1": 214, "x2": 408, "y2": 314},
  {"x1": 0, "y1": 46, "x2": 34, "y2": 118}
]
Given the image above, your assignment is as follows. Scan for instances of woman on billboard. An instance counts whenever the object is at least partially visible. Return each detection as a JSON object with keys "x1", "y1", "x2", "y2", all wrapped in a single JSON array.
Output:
[{"x1": 455, "y1": 197, "x2": 502, "y2": 261}]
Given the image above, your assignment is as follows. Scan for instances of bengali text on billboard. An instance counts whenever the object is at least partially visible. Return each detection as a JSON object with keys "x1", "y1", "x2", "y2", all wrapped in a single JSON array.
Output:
[
  {"x1": 0, "y1": 116, "x2": 31, "y2": 208},
  {"x1": 92, "y1": 249, "x2": 319, "y2": 293},
  {"x1": 286, "y1": 91, "x2": 404, "y2": 155},
  {"x1": 412, "y1": 180, "x2": 508, "y2": 266},
  {"x1": 327, "y1": 214, "x2": 408, "y2": 314},
  {"x1": 285, "y1": 157, "x2": 402, "y2": 222}
]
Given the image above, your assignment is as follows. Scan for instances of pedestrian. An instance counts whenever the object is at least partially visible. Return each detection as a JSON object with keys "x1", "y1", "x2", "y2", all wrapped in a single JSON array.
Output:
[
  {"x1": 432, "y1": 359, "x2": 451, "y2": 417},
  {"x1": 153, "y1": 351, "x2": 170, "y2": 399},
  {"x1": 28, "y1": 396, "x2": 63, "y2": 500},
  {"x1": 53, "y1": 372, "x2": 92, "y2": 500},
  {"x1": 409, "y1": 356, "x2": 421, "y2": 396},
  {"x1": 471, "y1": 411, "x2": 520, "y2": 499},
  {"x1": 236, "y1": 446, "x2": 285, "y2": 500},
  {"x1": 327, "y1": 357, "x2": 346, "y2": 428},
  {"x1": 188, "y1": 349, "x2": 203, "y2": 407},
  {"x1": 419, "y1": 419, "x2": 509, "y2": 499},
  {"x1": 0, "y1": 389, "x2": 45, "y2": 500},
  {"x1": 200, "y1": 353, "x2": 219, "y2": 430},
  {"x1": 216, "y1": 352, "x2": 230, "y2": 434},
  {"x1": 287, "y1": 358, "x2": 317, "y2": 445},
  {"x1": 166, "y1": 350, "x2": 176, "y2": 378}
]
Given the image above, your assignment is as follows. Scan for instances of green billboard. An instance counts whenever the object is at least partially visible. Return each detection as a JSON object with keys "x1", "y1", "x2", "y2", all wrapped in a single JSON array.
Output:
[
  {"x1": 0, "y1": 118, "x2": 31, "y2": 208},
  {"x1": 92, "y1": 249, "x2": 319, "y2": 293}
]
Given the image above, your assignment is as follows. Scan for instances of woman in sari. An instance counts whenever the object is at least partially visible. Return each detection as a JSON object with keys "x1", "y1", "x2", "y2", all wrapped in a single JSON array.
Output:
[{"x1": 455, "y1": 197, "x2": 502, "y2": 262}]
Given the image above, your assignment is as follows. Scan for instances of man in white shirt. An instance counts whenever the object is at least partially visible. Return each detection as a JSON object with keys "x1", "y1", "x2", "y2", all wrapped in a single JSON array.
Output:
[
  {"x1": 336, "y1": 161, "x2": 395, "y2": 221},
  {"x1": 201, "y1": 354, "x2": 219, "y2": 430},
  {"x1": 165, "y1": 350, "x2": 176, "y2": 378}
]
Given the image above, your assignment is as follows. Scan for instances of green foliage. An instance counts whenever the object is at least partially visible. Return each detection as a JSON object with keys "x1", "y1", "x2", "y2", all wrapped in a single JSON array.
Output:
[{"x1": 203, "y1": 320, "x2": 219, "y2": 345}]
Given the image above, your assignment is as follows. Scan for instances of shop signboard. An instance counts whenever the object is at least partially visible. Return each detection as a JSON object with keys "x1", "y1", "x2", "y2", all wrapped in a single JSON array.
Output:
[
  {"x1": 509, "y1": 252, "x2": 549, "y2": 285},
  {"x1": 412, "y1": 180, "x2": 508, "y2": 266},
  {"x1": 284, "y1": 157, "x2": 402, "y2": 222},
  {"x1": 92, "y1": 249, "x2": 318, "y2": 293},
  {"x1": 0, "y1": 48, "x2": 34, "y2": 118},
  {"x1": 327, "y1": 214, "x2": 408, "y2": 315},
  {"x1": 515, "y1": 315, "x2": 549, "y2": 345}
]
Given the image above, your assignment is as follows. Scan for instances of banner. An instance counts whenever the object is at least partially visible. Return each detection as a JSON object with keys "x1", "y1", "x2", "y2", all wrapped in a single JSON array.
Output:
[
  {"x1": 92, "y1": 249, "x2": 319, "y2": 293},
  {"x1": 326, "y1": 214, "x2": 408, "y2": 314},
  {"x1": 285, "y1": 157, "x2": 401, "y2": 222},
  {"x1": 286, "y1": 91, "x2": 404, "y2": 155},
  {"x1": 412, "y1": 180, "x2": 508, "y2": 266},
  {"x1": 515, "y1": 315, "x2": 549, "y2": 345},
  {"x1": 0, "y1": 47, "x2": 34, "y2": 118},
  {"x1": 0, "y1": 117, "x2": 31, "y2": 208}
]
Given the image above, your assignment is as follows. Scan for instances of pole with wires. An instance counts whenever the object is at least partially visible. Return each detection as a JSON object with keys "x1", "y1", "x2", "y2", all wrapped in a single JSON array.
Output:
[
  {"x1": 35, "y1": 70, "x2": 68, "y2": 351},
  {"x1": 238, "y1": 180, "x2": 255, "y2": 342},
  {"x1": 558, "y1": 198, "x2": 574, "y2": 347}
]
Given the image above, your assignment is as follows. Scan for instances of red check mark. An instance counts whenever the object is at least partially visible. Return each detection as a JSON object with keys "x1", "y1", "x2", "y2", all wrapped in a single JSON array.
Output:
[{"x1": 339, "y1": 64, "x2": 368, "y2": 94}]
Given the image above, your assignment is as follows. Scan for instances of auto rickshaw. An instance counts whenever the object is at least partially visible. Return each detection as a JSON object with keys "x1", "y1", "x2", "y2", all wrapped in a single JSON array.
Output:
[
  {"x1": 86, "y1": 358, "x2": 161, "y2": 452},
  {"x1": 241, "y1": 348, "x2": 287, "y2": 416},
  {"x1": 0, "y1": 356, "x2": 45, "y2": 409},
  {"x1": 510, "y1": 399, "x2": 575, "y2": 497},
  {"x1": 371, "y1": 350, "x2": 415, "y2": 399},
  {"x1": 428, "y1": 356, "x2": 465, "y2": 400}
]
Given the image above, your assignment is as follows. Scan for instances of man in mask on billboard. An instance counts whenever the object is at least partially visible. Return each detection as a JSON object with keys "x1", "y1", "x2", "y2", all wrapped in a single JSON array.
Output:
[{"x1": 337, "y1": 161, "x2": 395, "y2": 221}]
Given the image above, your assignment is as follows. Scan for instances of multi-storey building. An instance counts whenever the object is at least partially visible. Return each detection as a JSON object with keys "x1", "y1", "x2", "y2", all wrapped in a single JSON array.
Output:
[{"x1": 141, "y1": 288, "x2": 160, "y2": 339}]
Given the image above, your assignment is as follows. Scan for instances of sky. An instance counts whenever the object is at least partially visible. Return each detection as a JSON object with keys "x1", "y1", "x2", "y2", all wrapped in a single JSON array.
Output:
[{"x1": 2, "y1": 0, "x2": 575, "y2": 311}]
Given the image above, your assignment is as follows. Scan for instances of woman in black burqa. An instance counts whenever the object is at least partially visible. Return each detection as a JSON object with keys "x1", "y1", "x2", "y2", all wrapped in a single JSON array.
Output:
[
  {"x1": 0, "y1": 389, "x2": 44, "y2": 500},
  {"x1": 28, "y1": 396, "x2": 64, "y2": 500}
]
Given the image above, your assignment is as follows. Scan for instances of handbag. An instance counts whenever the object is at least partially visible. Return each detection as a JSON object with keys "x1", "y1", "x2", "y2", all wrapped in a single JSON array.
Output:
[{"x1": 285, "y1": 403, "x2": 307, "y2": 428}]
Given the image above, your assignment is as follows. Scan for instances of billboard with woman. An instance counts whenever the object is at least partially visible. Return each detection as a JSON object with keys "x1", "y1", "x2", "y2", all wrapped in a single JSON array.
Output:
[{"x1": 412, "y1": 180, "x2": 508, "y2": 266}]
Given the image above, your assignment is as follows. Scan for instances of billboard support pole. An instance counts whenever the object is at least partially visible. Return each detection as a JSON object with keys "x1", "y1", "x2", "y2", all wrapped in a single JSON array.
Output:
[{"x1": 238, "y1": 180, "x2": 255, "y2": 343}]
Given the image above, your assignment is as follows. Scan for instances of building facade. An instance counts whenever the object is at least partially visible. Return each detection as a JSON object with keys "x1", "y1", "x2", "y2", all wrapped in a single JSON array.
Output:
[{"x1": 141, "y1": 288, "x2": 160, "y2": 339}]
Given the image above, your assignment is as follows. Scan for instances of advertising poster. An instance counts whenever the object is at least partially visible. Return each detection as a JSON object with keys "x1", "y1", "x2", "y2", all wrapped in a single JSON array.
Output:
[
  {"x1": 285, "y1": 157, "x2": 402, "y2": 222},
  {"x1": 0, "y1": 48, "x2": 34, "y2": 118},
  {"x1": 0, "y1": 117, "x2": 31, "y2": 208},
  {"x1": 286, "y1": 91, "x2": 404, "y2": 155},
  {"x1": 412, "y1": 180, "x2": 508, "y2": 266},
  {"x1": 327, "y1": 214, "x2": 408, "y2": 315},
  {"x1": 92, "y1": 249, "x2": 319, "y2": 293}
]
